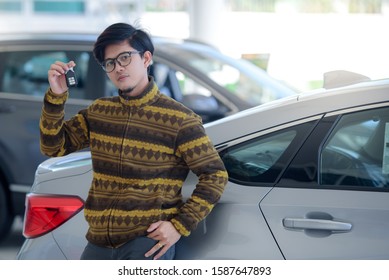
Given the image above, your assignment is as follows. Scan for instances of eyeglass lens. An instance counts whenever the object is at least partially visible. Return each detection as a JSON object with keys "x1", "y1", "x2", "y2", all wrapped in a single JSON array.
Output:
[{"x1": 102, "y1": 52, "x2": 137, "y2": 73}]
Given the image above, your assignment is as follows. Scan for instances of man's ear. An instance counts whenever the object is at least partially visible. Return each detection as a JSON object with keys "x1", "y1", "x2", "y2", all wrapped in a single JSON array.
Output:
[{"x1": 143, "y1": 51, "x2": 153, "y2": 68}]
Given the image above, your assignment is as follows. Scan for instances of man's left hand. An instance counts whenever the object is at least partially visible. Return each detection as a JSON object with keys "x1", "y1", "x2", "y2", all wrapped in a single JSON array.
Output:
[{"x1": 145, "y1": 221, "x2": 181, "y2": 260}]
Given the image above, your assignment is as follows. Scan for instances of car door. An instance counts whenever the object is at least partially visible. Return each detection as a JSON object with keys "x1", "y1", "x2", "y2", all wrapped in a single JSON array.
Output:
[
  {"x1": 261, "y1": 104, "x2": 389, "y2": 259},
  {"x1": 194, "y1": 118, "x2": 320, "y2": 259}
]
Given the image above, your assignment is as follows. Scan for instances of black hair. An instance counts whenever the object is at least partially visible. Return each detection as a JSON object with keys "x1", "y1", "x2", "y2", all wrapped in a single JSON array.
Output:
[{"x1": 93, "y1": 22, "x2": 154, "y2": 64}]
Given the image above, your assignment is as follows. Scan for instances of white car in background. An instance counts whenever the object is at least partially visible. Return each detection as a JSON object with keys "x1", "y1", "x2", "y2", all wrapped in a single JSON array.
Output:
[{"x1": 17, "y1": 71, "x2": 389, "y2": 259}]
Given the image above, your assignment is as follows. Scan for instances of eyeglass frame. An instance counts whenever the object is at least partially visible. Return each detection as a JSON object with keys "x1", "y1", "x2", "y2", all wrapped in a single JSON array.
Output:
[{"x1": 100, "y1": 51, "x2": 142, "y2": 73}]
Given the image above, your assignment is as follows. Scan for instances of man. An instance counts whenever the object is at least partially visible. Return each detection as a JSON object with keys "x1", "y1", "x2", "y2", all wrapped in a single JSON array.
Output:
[{"x1": 40, "y1": 22, "x2": 228, "y2": 260}]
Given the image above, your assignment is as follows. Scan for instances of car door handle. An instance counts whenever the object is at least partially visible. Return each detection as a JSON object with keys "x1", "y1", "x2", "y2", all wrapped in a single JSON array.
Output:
[{"x1": 283, "y1": 218, "x2": 352, "y2": 232}]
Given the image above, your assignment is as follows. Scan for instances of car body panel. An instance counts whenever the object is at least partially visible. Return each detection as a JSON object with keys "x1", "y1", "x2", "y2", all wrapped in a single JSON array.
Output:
[{"x1": 176, "y1": 173, "x2": 284, "y2": 259}]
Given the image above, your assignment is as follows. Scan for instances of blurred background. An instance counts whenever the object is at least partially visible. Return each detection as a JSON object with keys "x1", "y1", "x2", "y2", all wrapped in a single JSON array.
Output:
[{"x1": 1, "y1": 0, "x2": 389, "y2": 91}]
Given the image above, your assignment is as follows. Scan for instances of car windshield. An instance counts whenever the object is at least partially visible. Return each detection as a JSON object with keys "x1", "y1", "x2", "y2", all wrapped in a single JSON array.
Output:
[{"x1": 165, "y1": 45, "x2": 296, "y2": 106}]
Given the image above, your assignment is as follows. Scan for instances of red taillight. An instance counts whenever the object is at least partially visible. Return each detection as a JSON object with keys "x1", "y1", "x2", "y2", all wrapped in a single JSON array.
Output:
[{"x1": 23, "y1": 194, "x2": 84, "y2": 239}]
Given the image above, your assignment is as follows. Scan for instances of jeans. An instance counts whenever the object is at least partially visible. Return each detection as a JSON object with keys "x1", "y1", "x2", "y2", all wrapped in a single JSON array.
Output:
[{"x1": 80, "y1": 236, "x2": 175, "y2": 260}]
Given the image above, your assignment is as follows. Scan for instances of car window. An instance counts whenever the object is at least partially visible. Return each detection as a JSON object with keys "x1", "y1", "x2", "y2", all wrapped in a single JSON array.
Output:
[
  {"x1": 196, "y1": 58, "x2": 278, "y2": 105},
  {"x1": 320, "y1": 107, "x2": 389, "y2": 188},
  {"x1": 161, "y1": 46, "x2": 294, "y2": 106},
  {"x1": 184, "y1": 51, "x2": 282, "y2": 105},
  {"x1": 0, "y1": 50, "x2": 91, "y2": 99},
  {"x1": 150, "y1": 62, "x2": 230, "y2": 122},
  {"x1": 221, "y1": 122, "x2": 315, "y2": 184},
  {"x1": 151, "y1": 62, "x2": 212, "y2": 101}
]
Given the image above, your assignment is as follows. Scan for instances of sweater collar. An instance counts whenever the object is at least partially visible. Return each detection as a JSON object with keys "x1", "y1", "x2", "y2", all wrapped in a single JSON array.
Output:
[{"x1": 118, "y1": 76, "x2": 160, "y2": 107}]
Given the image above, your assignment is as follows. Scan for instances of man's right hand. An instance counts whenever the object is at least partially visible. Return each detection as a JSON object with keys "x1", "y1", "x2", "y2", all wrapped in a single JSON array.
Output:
[{"x1": 48, "y1": 61, "x2": 76, "y2": 95}]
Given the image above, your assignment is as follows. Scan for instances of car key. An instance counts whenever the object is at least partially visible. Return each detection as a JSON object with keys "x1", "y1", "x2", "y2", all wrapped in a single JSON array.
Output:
[{"x1": 65, "y1": 67, "x2": 77, "y2": 87}]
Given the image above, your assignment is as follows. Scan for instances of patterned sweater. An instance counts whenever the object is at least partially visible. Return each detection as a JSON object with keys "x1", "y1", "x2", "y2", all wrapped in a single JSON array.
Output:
[{"x1": 40, "y1": 78, "x2": 228, "y2": 248}]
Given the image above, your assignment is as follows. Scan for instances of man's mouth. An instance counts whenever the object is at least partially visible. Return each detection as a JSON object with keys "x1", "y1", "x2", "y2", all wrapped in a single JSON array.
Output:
[{"x1": 118, "y1": 74, "x2": 129, "y2": 82}]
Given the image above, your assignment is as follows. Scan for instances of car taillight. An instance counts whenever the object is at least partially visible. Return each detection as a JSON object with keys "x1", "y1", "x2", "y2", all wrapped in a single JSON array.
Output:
[{"x1": 23, "y1": 194, "x2": 84, "y2": 239}]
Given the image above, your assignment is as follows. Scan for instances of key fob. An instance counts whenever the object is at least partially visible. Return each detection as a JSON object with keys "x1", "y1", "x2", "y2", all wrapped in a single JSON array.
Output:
[{"x1": 65, "y1": 67, "x2": 77, "y2": 87}]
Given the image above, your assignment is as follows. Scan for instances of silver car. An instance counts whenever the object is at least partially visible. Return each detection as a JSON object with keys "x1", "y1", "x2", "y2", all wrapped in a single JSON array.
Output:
[{"x1": 17, "y1": 72, "x2": 389, "y2": 259}]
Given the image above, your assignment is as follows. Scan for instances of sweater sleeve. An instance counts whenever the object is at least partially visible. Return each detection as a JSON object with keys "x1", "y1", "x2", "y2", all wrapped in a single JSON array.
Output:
[
  {"x1": 40, "y1": 88, "x2": 90, "y2": 157},
  {"x1": 170, "y1": 114, "x2": 228, "y2": 236}
]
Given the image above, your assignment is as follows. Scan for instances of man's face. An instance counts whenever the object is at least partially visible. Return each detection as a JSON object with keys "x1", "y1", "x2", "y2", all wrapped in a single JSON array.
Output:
[{"x1": 104, "y1": 40, "x2": 151, "y2": 96}]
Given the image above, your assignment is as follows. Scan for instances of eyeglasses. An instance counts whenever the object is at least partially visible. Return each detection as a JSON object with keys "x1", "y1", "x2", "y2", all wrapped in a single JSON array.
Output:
[{"x1": 100, "y1": 51, "x2": 141, "y2": 73}]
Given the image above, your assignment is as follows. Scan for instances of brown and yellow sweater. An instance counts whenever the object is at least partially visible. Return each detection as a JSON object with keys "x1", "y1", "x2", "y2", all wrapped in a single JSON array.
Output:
[{"x1": 40, "y1": 78, "x2": 228, "y2": 248}]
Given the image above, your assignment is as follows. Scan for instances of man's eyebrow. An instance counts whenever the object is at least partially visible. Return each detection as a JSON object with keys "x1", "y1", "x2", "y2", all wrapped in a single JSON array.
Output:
[{"x1": 103, "y1": 51, "x2": 136, "y2": 61}]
